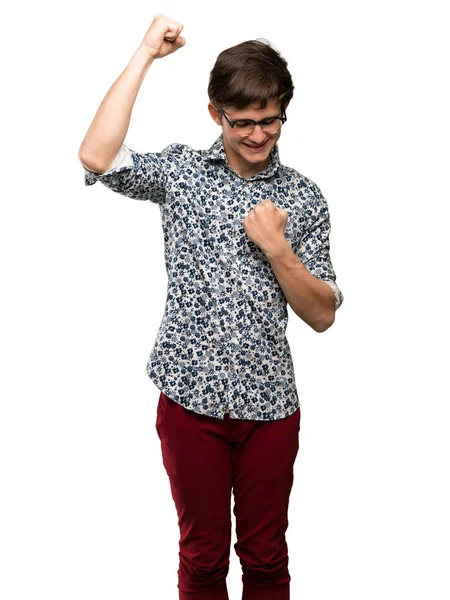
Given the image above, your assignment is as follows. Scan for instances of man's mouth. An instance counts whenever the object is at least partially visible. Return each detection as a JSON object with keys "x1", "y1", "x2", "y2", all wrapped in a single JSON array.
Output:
[{"x1": 243, "y1": 139, "x2": 269, "y2": 151}]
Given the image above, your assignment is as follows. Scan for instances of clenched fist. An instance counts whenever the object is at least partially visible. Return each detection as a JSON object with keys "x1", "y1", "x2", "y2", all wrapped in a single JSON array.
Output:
[
  {"x1": 242, "y1": 199, "x2": 289, "y2": 256},
  {"x1": 140, "y1": 13, "x2": 186, "y2": 59}
]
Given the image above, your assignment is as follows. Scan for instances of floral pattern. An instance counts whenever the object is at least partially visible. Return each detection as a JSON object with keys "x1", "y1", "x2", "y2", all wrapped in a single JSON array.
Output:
[{"x1": 83, "y1": 133, "x2": 343, "y2": 420}]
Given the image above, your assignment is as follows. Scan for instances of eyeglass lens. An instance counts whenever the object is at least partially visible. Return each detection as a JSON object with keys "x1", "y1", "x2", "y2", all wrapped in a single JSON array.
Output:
[{"x1": 233, "y1": 118, "x2": 283, "y2": 135}]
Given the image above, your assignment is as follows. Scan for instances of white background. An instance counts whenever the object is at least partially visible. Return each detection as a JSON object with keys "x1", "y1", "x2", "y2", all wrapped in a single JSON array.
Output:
[{"x1": 1, "y1": 0, "x2": 449, "y2": 598}]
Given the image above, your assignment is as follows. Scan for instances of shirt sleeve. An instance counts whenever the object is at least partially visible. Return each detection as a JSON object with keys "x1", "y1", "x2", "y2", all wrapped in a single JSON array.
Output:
[
  {"x1": 83, "y1": 142, "x2": 183, "y2": 204},
  {"x1": 295, "y1": 182, "x2": 344, "y2": 310}
]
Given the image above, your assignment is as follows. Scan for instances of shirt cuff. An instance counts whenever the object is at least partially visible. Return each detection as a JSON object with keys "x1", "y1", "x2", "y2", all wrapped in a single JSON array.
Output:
[
  {"x1": 323, "y1": 279, "x2": 344, "y2": 310},
  {"x1": 84, "y1": 144, "x2": 134, "y2": 186}
]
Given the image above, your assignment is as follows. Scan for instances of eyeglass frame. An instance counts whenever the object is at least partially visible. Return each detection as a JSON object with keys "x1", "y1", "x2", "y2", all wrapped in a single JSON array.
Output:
[{"x1": 218, "y1": 106, "x2": 287, "y2": 137}]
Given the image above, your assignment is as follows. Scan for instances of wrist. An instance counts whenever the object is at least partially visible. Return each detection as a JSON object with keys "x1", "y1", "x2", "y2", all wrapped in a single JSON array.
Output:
[
  {"x1": 134, "y1": 44, "x2": 158, "y2": 63},
  {"x1": 264, "y1": 237, "x2": 293, "y2": 261}
]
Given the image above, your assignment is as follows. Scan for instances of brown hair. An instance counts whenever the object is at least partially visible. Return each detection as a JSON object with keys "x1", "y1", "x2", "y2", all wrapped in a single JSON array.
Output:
[{"x1": 208, "y1": 38, "x2": 294, "y2": 114}]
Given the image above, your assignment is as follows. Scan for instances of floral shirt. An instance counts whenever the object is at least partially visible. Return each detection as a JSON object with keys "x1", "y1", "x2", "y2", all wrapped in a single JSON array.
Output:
[{"x1": 83, "y1": 133, "x2": 344, "y2": 421}]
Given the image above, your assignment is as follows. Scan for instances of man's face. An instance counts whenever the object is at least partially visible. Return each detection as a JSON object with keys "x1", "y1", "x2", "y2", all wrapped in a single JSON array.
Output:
[{"x1": 208, "y1": 97, "x2": 286, "y2": 179}]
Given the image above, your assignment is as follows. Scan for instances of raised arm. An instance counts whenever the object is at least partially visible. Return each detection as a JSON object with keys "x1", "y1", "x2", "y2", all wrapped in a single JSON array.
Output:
[{"x1": 78, "y1": 13, "x2": 186, "y2": 175}]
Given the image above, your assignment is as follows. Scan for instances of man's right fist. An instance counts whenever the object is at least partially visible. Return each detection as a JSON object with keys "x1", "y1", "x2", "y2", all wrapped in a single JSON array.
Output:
[{"x1": 140, "y1": 13, "x2": 186, "y2": 59}]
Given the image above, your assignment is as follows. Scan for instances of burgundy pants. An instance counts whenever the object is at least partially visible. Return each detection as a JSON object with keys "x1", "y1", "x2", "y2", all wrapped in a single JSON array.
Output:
[{"x1": 155, "y1": 390, "x2": 301, "y2": 600}]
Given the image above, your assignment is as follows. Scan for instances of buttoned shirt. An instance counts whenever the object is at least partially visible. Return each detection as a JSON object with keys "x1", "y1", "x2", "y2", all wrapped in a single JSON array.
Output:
[{"x1": 83, "y1": 133, "x2": 344, "y2": 421}]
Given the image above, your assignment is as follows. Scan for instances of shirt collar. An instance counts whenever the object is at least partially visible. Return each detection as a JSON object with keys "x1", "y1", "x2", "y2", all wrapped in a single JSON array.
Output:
[{"x1": 205, "y1": 133, "x2": 281, "y2": 180}]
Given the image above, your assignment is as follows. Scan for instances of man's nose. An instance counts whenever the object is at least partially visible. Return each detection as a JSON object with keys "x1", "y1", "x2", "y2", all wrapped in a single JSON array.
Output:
[{"x1": 247, "y1": 125, "x2": 267, "y2": 143}]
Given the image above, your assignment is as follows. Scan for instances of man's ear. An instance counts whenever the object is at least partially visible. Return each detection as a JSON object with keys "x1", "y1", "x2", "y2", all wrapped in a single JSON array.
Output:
[{"x1": 208, "y1": 103, "x2": 222, "y2": 126}]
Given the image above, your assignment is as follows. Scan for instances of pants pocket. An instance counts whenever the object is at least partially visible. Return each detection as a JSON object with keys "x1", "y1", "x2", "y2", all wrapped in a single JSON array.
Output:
[{"x1": 155, "y1": 391, "x2": 165, "y2": 439}]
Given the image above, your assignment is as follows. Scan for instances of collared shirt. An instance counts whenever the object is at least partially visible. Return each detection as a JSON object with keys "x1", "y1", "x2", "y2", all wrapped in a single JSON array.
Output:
[{"x1": 83, "y1": 133, "x2": 344, "y2": 421}]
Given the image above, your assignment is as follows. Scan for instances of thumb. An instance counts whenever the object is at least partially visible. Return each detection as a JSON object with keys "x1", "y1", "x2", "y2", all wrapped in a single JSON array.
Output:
[{"x1": 174, "y1": 36, "x2": 186, "y2": 48}]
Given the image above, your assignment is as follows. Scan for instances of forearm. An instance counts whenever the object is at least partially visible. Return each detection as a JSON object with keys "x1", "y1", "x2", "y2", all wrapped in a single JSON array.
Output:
[
  {"x1": 264, "y1": 239, "x2": 336, "y2": 332},
  {"x1": 78, "y1": 45, "x2": 155, "y2": 172}
]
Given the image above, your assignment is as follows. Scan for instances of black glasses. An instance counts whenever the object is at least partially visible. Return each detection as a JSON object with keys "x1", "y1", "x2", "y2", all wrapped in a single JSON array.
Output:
[{"x1": 219, "y1": 107, "x2": 287, "y2": 137}]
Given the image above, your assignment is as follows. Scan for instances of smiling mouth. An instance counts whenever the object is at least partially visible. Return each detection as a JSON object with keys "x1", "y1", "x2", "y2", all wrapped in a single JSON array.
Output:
[{"x1": 243, "y1": 140, "x2": 269, "y2": 149}]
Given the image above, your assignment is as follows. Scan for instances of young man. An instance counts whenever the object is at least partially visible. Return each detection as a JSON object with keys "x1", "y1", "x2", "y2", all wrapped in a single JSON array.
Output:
[{"x1": 79, "y1": 13, "x2": 343, "y2": 600}]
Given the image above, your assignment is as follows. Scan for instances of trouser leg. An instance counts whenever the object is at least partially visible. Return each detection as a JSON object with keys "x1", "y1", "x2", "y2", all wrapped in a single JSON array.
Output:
[
  {"x1": 156, "y1": 391, "x2": 232, "y2": 600},
  {"x1": 231, "y1": 406, "x2": 301, "y2": 600}
]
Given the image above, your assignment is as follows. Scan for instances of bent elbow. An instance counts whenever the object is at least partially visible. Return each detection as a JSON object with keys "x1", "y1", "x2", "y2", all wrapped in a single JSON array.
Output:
[{"x1": 315, "y1": 310, "x2": 336, "y2": 333}]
